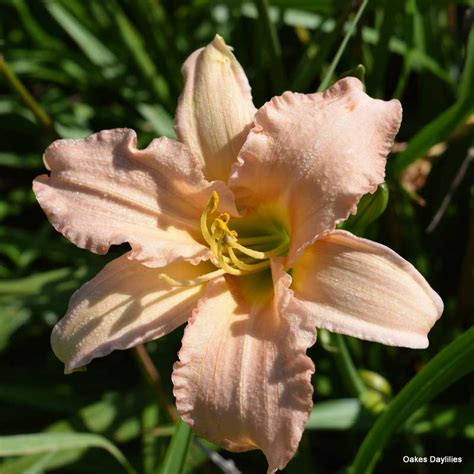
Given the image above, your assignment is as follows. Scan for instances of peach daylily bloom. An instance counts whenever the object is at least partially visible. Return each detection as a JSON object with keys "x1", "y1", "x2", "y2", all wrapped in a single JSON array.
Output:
[{"x1": 33, "y1": 35, "x2": 443, "y2": 472}]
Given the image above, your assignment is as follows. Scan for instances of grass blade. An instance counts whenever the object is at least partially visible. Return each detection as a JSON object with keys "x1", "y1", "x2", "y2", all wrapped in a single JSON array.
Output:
[
  {"x1": 351, "y1": 326, "x2": 474, "y2": 473},
  {"x1": 109, "y1": 1, "x2": 171, "y2": 107},
  {"x1": 159, "y1": 419, "x2": 193, "y2": 474},
  {"x1": 291, "y1": 6, "x2": 351, "y2": 92},
  {"x1": 45, "y1": 2, "x2": 116, "y2": 67},
  {"x1": 318, "y1": 0, "x2": 369, "y2": 91}
]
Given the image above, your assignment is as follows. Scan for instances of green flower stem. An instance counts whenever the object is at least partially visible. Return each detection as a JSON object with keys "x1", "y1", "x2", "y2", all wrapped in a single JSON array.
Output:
[
  {"x1": 351, "y1": 326, "x2": 474, "y2": 473},
  {"x1": 334, "y1": 334, "x2": 366, "y2": 397},
  {"x1": 255, "y1": 0, "x2": 286, "y2": 93},
  {"x1": 133, "y1": 344, "x2": 178, "y2": 423},
  {"x1": 0, "y1": 54, "x2": 53, "y2": 130},
  {"x1": 318, "y1": 0, "x2": 370, "y2": 92}
]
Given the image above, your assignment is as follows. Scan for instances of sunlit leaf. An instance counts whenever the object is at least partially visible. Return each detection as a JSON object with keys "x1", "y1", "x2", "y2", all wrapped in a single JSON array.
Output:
[
  {"x1": 0, "y1": 433, "x2": 137, "y2": 474},
  {"x1": 159, "y1": 420, "x2": 193, "y2": 474}
]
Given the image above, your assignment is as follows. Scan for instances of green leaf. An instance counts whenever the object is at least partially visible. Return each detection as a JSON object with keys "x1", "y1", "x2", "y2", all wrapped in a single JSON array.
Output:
[
  {"x1": 0, "y1": 152, "x2": 41, "y2": 169},
  {"x1": 0, "y1": 391, "x2": 151, "y2": 473},
  {"x1": 318, "y1": 0, "x2": 369, "y2": 91},
  {"x1": 406, "y1": 404, "x2": 474, "y2": 439},
  {"x1": 291, "y1": 10, "x2": 348, "y2": 92},
  {"x1": 351, "y1": 326, "x2": 474, "y2": 473},
  {"x1": 0, "y1": 304, "x2": 31, "y2": 351},
  {"x1": 110, "y1": 2, "x2": 171, "y2": 106},
  {"x1": 0, "y1": 433, "x2": 137, "y2": 474},
  {"x1": 339, "y1": 183, "x2": 389, "y2": 235},
  {"x1": 137, "y1": 103, "x2": 176, "y2": 139},
  {"x1": 306, "y1": 399, "x2": 371, "y2": 430},
  {"x1": 45, "y1": 2, "x2": 117, "y2": 68},
  {"x1": 392, "y1": 27, "x2": 474, "y2": 175},
  {"x1": 0, "y1": 268, "x2": 78, "y2": 295},
  {"x1": 361, "y1": 26, "x2": 454, "y2": 85},
  {"x1": 159, "y1": 419, "x2": 193, "y2": 474},
  {"x1": 10, "y1": 0, "x2": 63, "y2": 51}
]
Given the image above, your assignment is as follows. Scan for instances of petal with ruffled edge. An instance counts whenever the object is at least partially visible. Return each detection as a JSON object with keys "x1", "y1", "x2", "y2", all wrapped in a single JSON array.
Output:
[
  {"x1": 175, "y1": 35, "x2": 256, "y2": 182},
  {"x1": 172, "y1": 262, "x2": 315, "y2": 473},
  {"x1": 52, "y1": 253, "x2": 213, "y2": 373},
  {"x1": 291, "y1": 230, "x2": 443, "y2": 348},
  {"x1": 33, "y1": 129, "x2": 237, "y2": 267},
  {"x1": 230, "y1": 78, "x2": 402, "y2": 264}
]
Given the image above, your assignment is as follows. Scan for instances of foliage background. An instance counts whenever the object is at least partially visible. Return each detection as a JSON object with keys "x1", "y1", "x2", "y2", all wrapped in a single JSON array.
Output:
[{"x1": 0, "y1": 0, "x2": 473, "y2": 473}]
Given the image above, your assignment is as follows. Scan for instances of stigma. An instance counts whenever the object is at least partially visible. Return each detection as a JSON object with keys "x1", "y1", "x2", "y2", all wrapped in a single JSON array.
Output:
[{"x1": 200, "y1": 191, "x2": 289, "y2": 276}]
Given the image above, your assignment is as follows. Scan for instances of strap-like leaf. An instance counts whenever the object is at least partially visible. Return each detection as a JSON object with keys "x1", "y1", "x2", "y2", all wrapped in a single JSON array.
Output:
[
  {"x1": 351, "y1": 326, "x2": 474, "y2": 473},
  {"x1": 159, "y1": 419, "x2": 193, "y2": 474}
]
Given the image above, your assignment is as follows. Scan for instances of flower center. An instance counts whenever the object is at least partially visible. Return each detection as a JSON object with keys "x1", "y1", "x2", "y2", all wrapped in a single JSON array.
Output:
[{"x1": 200, "y1": 191, "x2": 289, "y2": 276}]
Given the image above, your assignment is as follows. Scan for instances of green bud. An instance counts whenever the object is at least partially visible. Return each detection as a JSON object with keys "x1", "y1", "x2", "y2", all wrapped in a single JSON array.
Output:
[
  {"x1": 359, "y1": 369, "x2": 392, "y2": 397},
  {"x1": 360, "y1": 389, "x2": 386, "y2": 414}
]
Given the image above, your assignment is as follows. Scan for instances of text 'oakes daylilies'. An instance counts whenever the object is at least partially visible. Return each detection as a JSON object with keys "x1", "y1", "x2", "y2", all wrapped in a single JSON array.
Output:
[{"x1": 33, "y1": 35, "x2": 443, "y2": 472}]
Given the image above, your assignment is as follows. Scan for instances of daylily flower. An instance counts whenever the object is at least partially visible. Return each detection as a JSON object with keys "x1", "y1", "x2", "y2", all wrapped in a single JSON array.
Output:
[{"x1": 33, "y1": 35, "x2": 443, "y2": 472}]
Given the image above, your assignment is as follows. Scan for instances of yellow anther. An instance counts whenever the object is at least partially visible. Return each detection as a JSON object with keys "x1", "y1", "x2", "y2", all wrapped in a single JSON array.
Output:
[
  {"x1": 228, "y1": 247, "x2": 271, "y2": 272},
  {"x1": 200, "y1": 191, "x2": 220, "y2": 245},
  {"x1": 209, "y1": 191, "x2": 219, "y2": 214},
  {"x1": 229, "y1": 237, "x2": 289, "y2": 260},
  {"x1": 217, "y1": 212, "x2": 230, "y2": 224},
  {"x1": 216, "y1": 219, "x2": 230, "y2": 232},
  {"x1": 158, "y1": 269, "x2": 227, "y2": 287},
  {"x1": 199, "y1": 190, "x2": 290, "y2": 277},
  {"x1": 216, "y1": 239, "x2": 248, "y2": 275}
]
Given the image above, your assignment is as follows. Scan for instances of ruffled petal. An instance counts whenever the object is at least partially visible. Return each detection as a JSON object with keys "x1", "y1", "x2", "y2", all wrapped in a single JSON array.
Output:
[
  {"x1": 175, "y1": 35, "x2": 256, "y2": 182},
  {"x1": 52, "y1": 253, "x2": 212, "y2": 372},
  {"x1": 172, "y1": 262, "x2": 315, "y2": 473},
  {"x1": 230, "y1": 78, "x2": 402, "y2": 264},
  {"x1": 33, "y1": 129, "x2": 237, "y2": 267},
  {"x1": 291, "y1": 230, "x2": 443, "y2": 348}
]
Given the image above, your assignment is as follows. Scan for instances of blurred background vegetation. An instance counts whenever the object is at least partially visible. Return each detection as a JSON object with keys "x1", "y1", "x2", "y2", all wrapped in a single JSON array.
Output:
[{"x1": 0, "y1": 0, "x2": 473, "y2": 473}]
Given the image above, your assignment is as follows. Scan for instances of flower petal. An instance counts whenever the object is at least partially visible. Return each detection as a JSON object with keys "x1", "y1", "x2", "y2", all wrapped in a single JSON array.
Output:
[
  {"x1": 172, "y1": 262, "x2": 315, "y2": 473},
  {"x1": 230, "y1": 78, "x2": 402, "y2": 264},
  {"x1": 52, "y1": 253, "x2": 212, "y2": 372},
  {"x1": 33, "y1": 129, "x2": 237, "y2": 267},
  {"x1": 291, "y1": 230, "x2": 443, "y2": 348},
  {"x1": 175, "y1": 35, "x2": 256, "y2": 182}
]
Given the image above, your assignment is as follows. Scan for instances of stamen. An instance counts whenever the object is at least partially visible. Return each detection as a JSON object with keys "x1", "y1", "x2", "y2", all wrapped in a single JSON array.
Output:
[
  {"x1": 158, "y1": 268, "x2": 226, "y2": 287},
  {"x1": 216, "y1": 238, "x2": 243, "y2": 275},
  {"x1": 228, "y1": 247, "x2": 271, "y2": 272},
  {"x1": 217, "y1": 212, "x2": 230, "y2": 224},
  {"x1": 227, "y1": 240, "x2": 268, "y2": 259},
  {"x1": 199, "y1": 190, "x2": 290, "y2": 277},
  {"x1": 228, "y1": 237, "x2": 289, "y2": 259},
  {"x1": 200, "y1": 191, "x2": 219, "y2": 245},
  {"x1": 209, "y1": 223, "x2": 223, "y2": 260},
  {"x1": 214, "y1": 217, "x2": 234, "y2": 238}
]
